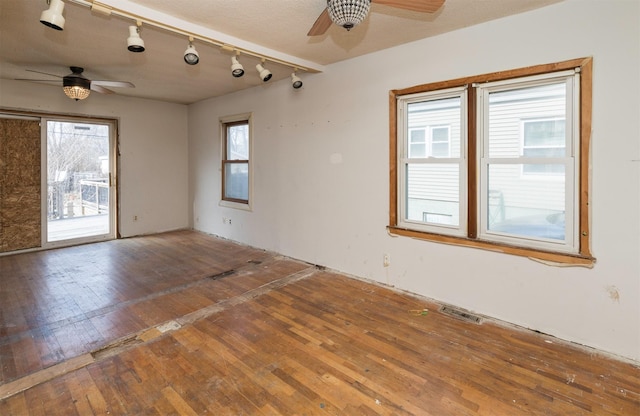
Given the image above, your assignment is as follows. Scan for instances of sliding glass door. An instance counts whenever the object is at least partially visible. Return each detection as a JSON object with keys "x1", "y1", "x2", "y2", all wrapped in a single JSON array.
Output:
[{"x1": 44, "y1": 119, "x2": 116, "y2": 245}]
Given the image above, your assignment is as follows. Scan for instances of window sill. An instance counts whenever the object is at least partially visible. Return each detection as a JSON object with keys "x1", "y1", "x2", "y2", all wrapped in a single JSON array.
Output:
[
  {"x1": 219, "y1": 199, "x2": 252, "y2": 211},
  {"x1": 387, "y1": 226, "x2": 595, "y2": 267}
]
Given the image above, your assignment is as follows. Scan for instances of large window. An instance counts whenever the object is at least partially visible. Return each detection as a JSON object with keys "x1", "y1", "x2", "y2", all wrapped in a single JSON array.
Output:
[
  {"x1": 390, "y1": 58, "x2": 593, "y2": 264},
  {"x1": 221, "y1": 114, "x2": 251, "y2": 207}
]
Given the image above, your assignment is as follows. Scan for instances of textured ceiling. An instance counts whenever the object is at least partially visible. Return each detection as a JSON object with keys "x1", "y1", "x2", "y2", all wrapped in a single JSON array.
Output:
[{"x1": 0, "y1": 0, "x2": 563, "y2": 104}]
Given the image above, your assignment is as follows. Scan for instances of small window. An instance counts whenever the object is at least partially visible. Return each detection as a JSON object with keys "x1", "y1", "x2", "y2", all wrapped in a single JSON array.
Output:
[
  {"x1": 521, "y1": 118, "x2": 566, "y2": 176},
  {"x1": 431, "y1": 126, "x2": 450, "y2": 158},
  {"x1": 221, "y1": 114, "x2": 252, "y2": 207},
  {"x1": 409, "y1": 128, "x2": 427, "y2": 158},
  {"x1": 390, "y1": 58, "x2": 594, "y2": 265}
]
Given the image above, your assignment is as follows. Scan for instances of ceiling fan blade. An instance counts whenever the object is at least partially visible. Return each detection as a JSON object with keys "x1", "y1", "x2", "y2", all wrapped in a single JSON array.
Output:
[
  {"x1": 91, "y1": 84, "x2": 115, "y2": 94},
  {"x1": 307, "y1": 8, "x2": 332, "y2": 36},
  {"x1": 92, "y1": 80, "x2": 135, "y2": 88},
  {"x1": 372, "y1": 0, "x2": 445, "y2": 13},
  {"x1": 15, "y1": 78, "x2": 61, "y2": 83},
  {"x1": 25, "y1": 69, "x2": 63, "y2": 78}
]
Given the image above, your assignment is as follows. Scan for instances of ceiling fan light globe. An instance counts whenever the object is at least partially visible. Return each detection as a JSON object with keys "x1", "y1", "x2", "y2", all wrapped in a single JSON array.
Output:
[
  {"x1": 327, "y1": 0, "x2": 371, "y2": 31},
  {"x1": 184, "y1": 45, "x2": 199, "y2": 65},
  {"x1": 40, "y1": 0, "x2": 66, "y2": 31},
  {"x1": 63, "y1": 86, "x2": 90, "y2": 101},
  {"x1": 127, "y1": 26, "x2": 145, "y2": 53}
]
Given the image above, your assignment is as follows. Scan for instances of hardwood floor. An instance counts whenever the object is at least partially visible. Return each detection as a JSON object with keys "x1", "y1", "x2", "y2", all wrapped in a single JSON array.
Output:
[{"x1": 0, "y1": 231, "x2": 638, "y2": 415}]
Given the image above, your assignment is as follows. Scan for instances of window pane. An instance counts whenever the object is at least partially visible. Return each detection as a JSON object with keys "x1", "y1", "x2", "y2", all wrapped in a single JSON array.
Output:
[
  {"x1": 487, "y1": 164, "x2": 565, "y2": 240},
  {"x1": 227, "y1": 124, "x2": 249, "y2": 160},
  {"x1": 523, "y1": 119, "x2": 565, "y2": 148},
  {"x1": 408, "y1": 97, "x2": 460, "y2": 158},
  {"x1": 406, "y1": 163, "x2": 459, "y2": 226},
  {"x1": 432, "y1": 127, "x2": 449, "y2": 142},
  {"x1": 410, "y1": 143, "x2": 426, "y2": 158},
  {"x1": 488, "y1": 83, "x2": 566, "y2": 158},
  {"x1": 431, "y1": 142, "x2": 449, "y2": 158},
  {"x1": 224, "y1": 162, "x2": 248, "y2": 200}
]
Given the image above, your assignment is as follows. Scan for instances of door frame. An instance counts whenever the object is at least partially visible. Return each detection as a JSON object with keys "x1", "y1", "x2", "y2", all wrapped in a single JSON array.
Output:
[{"x1": 41, "y1": 116, "x2": 118, "y2": 249}]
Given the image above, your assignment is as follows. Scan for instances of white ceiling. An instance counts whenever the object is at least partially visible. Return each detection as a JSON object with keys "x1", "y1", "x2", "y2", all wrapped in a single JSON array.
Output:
[{"x1": 0, "y1": 0, "x2": 563, "y2": 105}]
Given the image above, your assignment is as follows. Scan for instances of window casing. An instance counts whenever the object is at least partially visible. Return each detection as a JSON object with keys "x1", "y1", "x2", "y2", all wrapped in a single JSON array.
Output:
[
  {"x1": 221, "y1": 114, "x2": 252, "y2": 208},
  {"x1": 389, "y1": 58, "x2": 593, "y2": 265}
]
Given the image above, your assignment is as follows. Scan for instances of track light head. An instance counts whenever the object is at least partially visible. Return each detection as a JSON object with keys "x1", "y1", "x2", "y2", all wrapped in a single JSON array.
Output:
[
  {"x1": 184, "y1": 42, "x2": 199, "y2": 65},
  {"x1": 231, "y1": 56, "x2": 244, "y2": 78},
  {"x1": 256, "y1": 62, "x2": 272, "y2": 82},
  {"x1": 127, "y1": 25, "x2": 145, "y2": 53},
  {"x1": 40, "y1": 0, "x2": 66, "y2": 31},
  {"x1": 291, "y1": 73, "x2": 303, "y2": 89}
]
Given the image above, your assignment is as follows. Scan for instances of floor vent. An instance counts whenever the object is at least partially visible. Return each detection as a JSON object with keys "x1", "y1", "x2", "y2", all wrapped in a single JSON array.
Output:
[
  {"x1": 247, "y1": 260, "x2": 262, "y2": 265},
  {"x1": 207, "y1": 269, "x2": 235, "y2": 280},
  {"x1": 439, "y1": 305, "x2": 482, "y2": 324}
]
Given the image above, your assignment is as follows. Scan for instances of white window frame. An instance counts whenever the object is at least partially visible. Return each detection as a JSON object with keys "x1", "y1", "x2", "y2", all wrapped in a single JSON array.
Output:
[
  {"x1": 477, "y1": 71, "x2": 580, "y2": 253},
  {"x1": 220, "y1": 113, "x2": 252, "y2": 211},
  {"x1": 397, "y1": 87, "x2": 468, "y2": 237}
]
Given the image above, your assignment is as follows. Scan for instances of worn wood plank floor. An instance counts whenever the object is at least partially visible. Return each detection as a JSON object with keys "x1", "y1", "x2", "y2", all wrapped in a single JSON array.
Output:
[{"x1": 0, "y1": 230, "x2": 638, "y2": 415}]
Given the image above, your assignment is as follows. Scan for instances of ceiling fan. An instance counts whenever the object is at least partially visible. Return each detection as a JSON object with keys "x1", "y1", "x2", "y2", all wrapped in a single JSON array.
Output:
[
  {"x1": 308, "y1": 0, "x2": 445, "y2": 36},
  {"x1": 17, "y1": 66, "x2": 135, "y2": 101}
]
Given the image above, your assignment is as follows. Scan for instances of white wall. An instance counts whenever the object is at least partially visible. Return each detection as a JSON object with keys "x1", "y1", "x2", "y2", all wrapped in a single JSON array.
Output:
[
  {"x1": 0, "y1": 79, "x2": 190, "y2": 237},
  {"x1": 190, "y1": 0, "x2": 640, "y2": 361}
]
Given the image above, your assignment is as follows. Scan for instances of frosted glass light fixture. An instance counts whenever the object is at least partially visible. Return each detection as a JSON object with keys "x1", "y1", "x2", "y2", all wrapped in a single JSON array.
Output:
[{"x1": 327, "y1": 0, "x2": 371, "y2": 31}]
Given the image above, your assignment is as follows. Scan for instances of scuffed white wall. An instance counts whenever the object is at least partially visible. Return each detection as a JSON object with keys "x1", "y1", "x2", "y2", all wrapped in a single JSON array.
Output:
[
  {"x1": 0, "y1": 79, "x2": 190, "y2": 237},
  {"x1": 189, "y1": 0, "x2": 640, "y2": 361}
]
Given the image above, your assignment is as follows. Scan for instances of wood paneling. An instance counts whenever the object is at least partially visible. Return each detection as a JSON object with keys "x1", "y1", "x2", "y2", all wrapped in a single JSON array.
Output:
[
  {"x1": 0, "y1": 231, "x2": 638, "y2": 415},
  {"x1": 0, "y1": 118, "x2": 41, "y2": 252}
]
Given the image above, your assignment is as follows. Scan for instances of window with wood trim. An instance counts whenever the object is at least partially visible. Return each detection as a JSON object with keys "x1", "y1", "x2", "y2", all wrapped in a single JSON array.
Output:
[
  {"x1": 221, "y1": 116, "x2": 251, "y2": 206},
  {"x1": 389, "y1": 58, "x2": 593, "y2": 265}
]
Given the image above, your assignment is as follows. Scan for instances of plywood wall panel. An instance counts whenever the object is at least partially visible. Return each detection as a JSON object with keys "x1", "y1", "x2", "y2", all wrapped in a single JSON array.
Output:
[{"x1": 0, "y1": 118, "x2": 41, "y2": 252}]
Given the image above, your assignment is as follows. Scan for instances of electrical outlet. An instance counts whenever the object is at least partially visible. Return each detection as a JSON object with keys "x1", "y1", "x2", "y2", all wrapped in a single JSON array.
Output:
[
  {"x1": 133, "y1": 215, "x2": 138, "y2": 221},
  {"x1": 383, "y1": 254, "x2": 390, "y2": 267}
]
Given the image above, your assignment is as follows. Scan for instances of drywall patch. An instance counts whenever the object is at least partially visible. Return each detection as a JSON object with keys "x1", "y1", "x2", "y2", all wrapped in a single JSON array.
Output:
[{"x1": 605, "y1": 285, "x2": 620, "y2": 303}]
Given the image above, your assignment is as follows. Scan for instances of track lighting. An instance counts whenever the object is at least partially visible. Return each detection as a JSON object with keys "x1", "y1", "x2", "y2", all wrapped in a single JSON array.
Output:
[
  {"x1": 256, "y1": 60, "x2": 272, "y2": 82},
  {"x1": 231, "y1": 56, "x2": 244, "y2": 78},
  {"x1": 40, "y1": 0, "x2": 66, "y2": 31},
  {"x1": 183, "y1": 37, "x2": 199, "y2": 65},
  {"x1": 291, "y1": 72, "x2": 303, "y2": 89},
  {"x1": 127, "y1": 23, "x2": 145, "y2": 53}
]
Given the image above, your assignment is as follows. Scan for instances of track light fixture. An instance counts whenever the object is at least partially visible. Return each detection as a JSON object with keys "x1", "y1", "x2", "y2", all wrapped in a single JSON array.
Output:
[
  {"x1": 40, "y1": 0, "x2": 66, "y2": 31},
  {"x1": 127, "y1": 22, "x2": 145, "y2": 53},
  {"x1": 183, "y1": 37, "x2": 199, "y2": 65},
  {"x1": 34, "y1": 2, "x2": 318, "y2": 91},
  {"x1": 256, "y1": 60, "x2": 272, "y2": 82},
  {"x1": 231, "y1": 55, "x2": 244, "y2": 78},
  {"x1": 291, "y1": 72, "x2": 303, "y2": 89}
]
